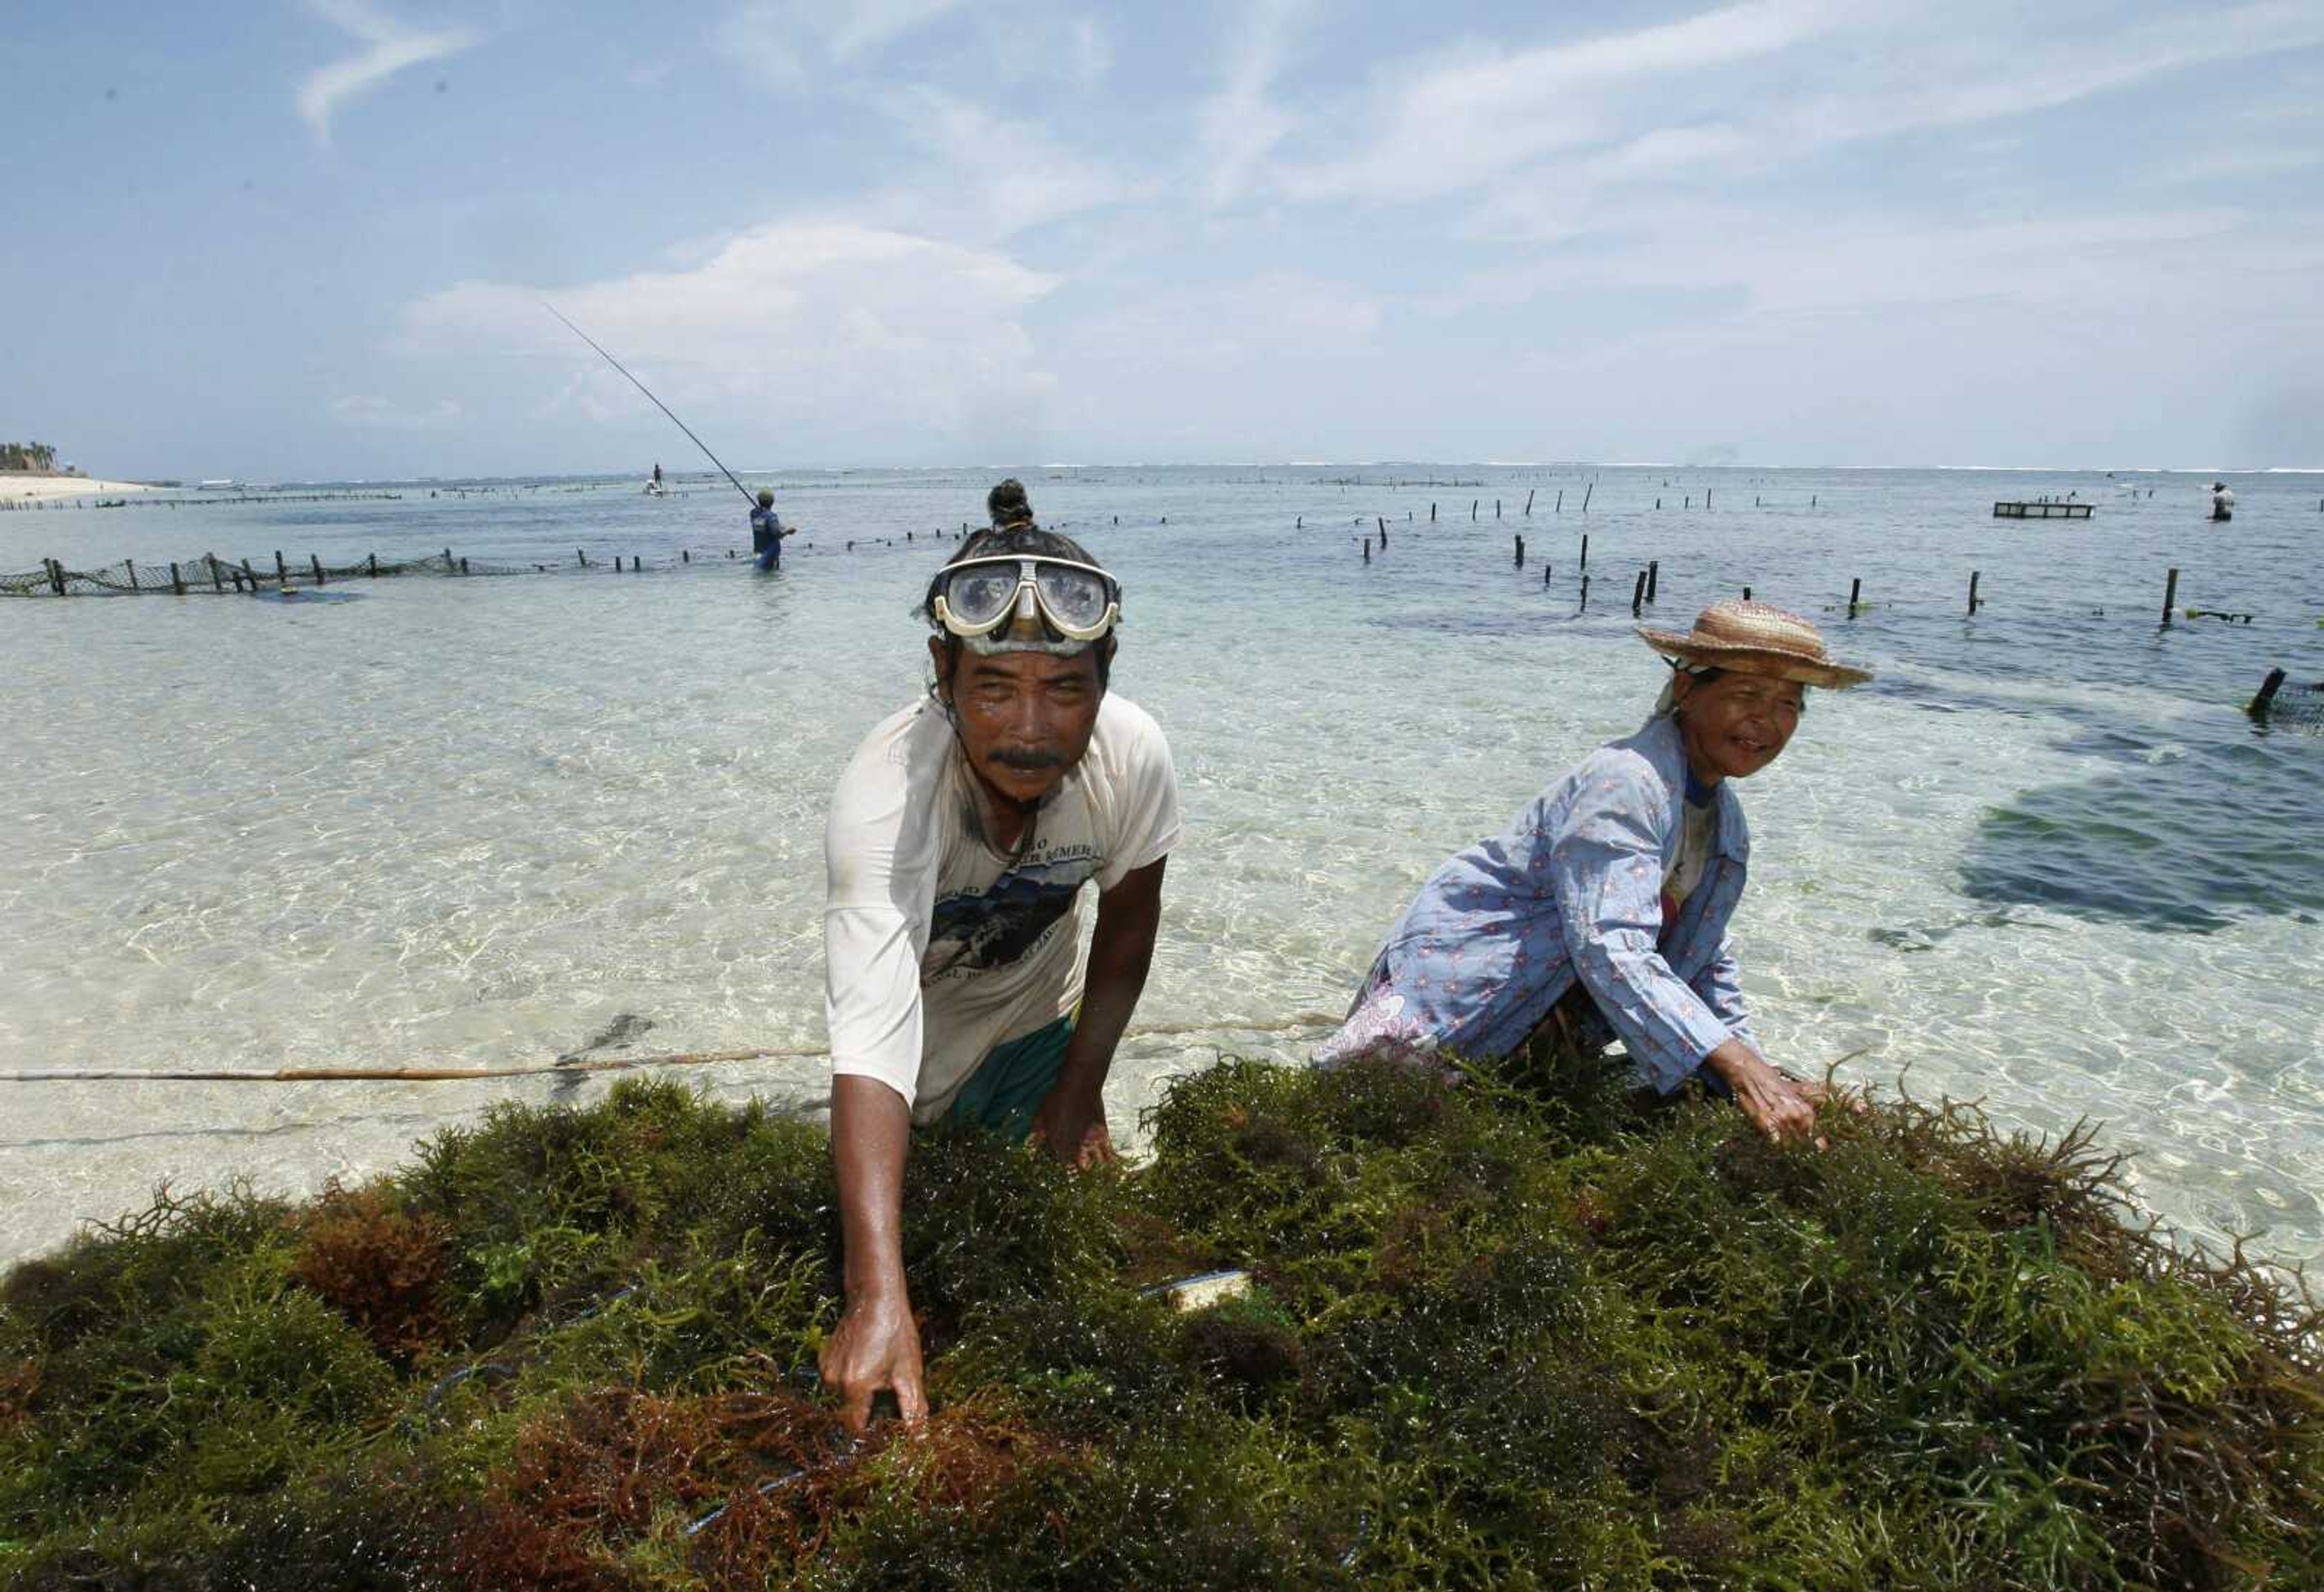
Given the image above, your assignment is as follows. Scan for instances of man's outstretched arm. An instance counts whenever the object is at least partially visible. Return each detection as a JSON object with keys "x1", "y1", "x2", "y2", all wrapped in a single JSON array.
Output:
[
  {"x1": 1032, "y1": 856, "x2": 1167, "y2": 1167},
  {"x1": 820, "y1": 1074, "x2": 927, "y2": 1433}
]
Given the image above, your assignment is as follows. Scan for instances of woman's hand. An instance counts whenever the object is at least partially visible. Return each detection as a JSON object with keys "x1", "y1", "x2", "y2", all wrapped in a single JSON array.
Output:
[{"x1": 1704, "y1": 1039, "x2": 1825, "y2": 1148}]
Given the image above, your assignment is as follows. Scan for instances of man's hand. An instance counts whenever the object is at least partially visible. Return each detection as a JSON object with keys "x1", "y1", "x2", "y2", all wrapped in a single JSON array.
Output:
[
  {"x1": 1028, "y1": 1080, "x2": 1120, "y2": 1169},
  {"x1": 827, "y1": 1075, "x2": 926, "y2": 1434},
  {"x1": 1703, "y1": 1039, "x2": 1824, "y2": 1148},
  {"x1": 819, "y1": 1288, "x2": 927, "y2": 1435}
]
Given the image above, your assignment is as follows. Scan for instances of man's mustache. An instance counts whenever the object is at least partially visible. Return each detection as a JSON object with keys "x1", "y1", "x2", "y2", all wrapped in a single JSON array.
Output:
[{"x1": 989, "y1": 747, "x2": 1067, "y2": 772}]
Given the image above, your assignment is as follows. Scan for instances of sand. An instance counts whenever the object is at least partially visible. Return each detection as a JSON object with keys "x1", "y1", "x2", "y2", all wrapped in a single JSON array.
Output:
[{"x1": 3, "y1": 473, "x2": 166, "y2": 504}]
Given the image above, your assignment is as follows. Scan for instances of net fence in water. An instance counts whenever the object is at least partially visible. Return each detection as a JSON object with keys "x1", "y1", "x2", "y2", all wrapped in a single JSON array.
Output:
[
  {"x1": 2253, "y1": 673, "x2": 2324, "y2": 729},
  {"x1": 2, "y1": 549, "x2": 643, "y2": 597}
]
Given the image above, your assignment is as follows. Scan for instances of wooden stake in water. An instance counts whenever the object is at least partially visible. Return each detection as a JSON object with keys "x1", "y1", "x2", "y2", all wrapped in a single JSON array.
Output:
[
  {"x1": 1580, "y1": 533, "x2": 1589, "y2": 570},
  {"x1": 311, "y1": 554, "x2": 325, "y2": 584},
  {"x1": 1525, "y1": 488, "x2": 1535, "y2": 515},
  {"x1": 1514, "y1": 535, "x2": 1525, "y2": 568},
  {"x1": 2249, "y1": 668, "x2": 2287, "y2": 717},
  {"x1": 2162, "y1": 567, "x2": 2179, "y2": 627},
  {"x1": 1581, "y1": 481, "x2": 1594, "y2": 512},
  {"x1": 1630, "y1": 570, "x2": 1647, "y2": 615},
  {"x1": 1647, "y1": 561, "x2": 1659, "y2": 604},
  {"x1": 1848, "y1": 577, "x2": 1861, "y2": 617}
]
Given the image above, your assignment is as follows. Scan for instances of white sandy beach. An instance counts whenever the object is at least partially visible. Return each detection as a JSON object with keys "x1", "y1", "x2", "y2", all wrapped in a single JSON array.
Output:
[{"x1": 3, "y1": 473, "x2": 165, "y2": 503}]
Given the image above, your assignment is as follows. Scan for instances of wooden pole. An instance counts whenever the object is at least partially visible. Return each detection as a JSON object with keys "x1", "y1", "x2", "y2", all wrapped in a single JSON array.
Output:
[
  {"x1": 2161, "y1": 567, "x2": 2179, "y2": 627},
  {"x1": 1742, "y1": 586, "x2": 1752, "y2": 600},
  {"x1": 1848, "y1": 577, "x2": 1861, "y2": 617},
  {"x1": 1495, "y1": 499, "x2": 1502, "y2": 518},
  {"x1": 577, "y1": 548, "x2": 588, "y2": 568},
  {"x1": 367, "y1": 553, "x2": 379, "y2": 577},
  {"x1": 1630, "y1": 570, "x2": 1647, "y2": 615},
  {"x1": 1581, "y1": 481, "x2": 1594, "y2": 512},
  {"x1": 1430, "y1": 502, "x2": 1437, "y2": 521},
  {"x1": 1514, "y1": 535, "x2": 1525, "y2": 567},
  {"x1": 2248, "y1": 668, "x2": 2288, "y2": 717},
  {"x1": 1554, "y1": 489, "x2": 1563, "y2": 513},
  {"x1": 1968, "y1": 571, "x2": 1980, "y2": 614},
  {"x1": 1543, "y1": 563, "x2": 1552, "y2": 587},
  {"x1": 45, "y1": 558, "x2": 65, "y2": 596},
  {"x1": 1524, "y1": 489, "x2": 1534, "y2": 515},
  {"x1": 1472, "y1": 499, "x2": 1479, "y2": 520},
  {"x1": 1362, "y1": 538, "x2": 1371, "y2": 564},
  {"x1": 124, "y1": 558, "x2": 138, "y2": 590},
  {"x1": 1578, "y1": 574, "x2": 1590, "y2": 611},
  {"x1": 274, "y1": 550, "x2": 287, "y2": 581},
  {"x1": 169, "y1": 561, "x2": 184, "y2": 595},
  {"x1": 1580, "y1": 533, "x2": 1589, "y2": 570},
  {"x1": 1705, "y1": 488, "x2": 1712, "y2": 509},
  {"x1": 310, "y1": 554, "x2": 326, "y2": 584},
  {"x1": 209, "y1": 558, "x2": 225, "y2": 593},
  {"x1": 1647, "y1": 560, "x2": 1659, "y2": 604}
]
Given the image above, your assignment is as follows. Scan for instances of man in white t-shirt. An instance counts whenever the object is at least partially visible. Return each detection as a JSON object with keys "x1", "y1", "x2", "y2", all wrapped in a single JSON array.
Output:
[{"x1": 819, "y1": 479, "x2": 1181, "y2": 1432}]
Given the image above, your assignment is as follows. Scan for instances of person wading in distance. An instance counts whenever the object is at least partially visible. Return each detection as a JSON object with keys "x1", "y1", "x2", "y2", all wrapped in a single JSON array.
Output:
[{"x1": 819, "y1": 479, "x2": 1182, "y2": 1432}]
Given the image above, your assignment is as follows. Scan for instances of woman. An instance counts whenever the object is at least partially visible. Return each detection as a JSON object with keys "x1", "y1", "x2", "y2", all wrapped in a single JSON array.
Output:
[{"x1": 1315, "y1": 600, "x2": 1871, "y2": 1143}]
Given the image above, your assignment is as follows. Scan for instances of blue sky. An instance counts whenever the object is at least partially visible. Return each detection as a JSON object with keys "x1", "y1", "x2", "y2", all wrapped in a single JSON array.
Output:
[{"x1": 4, "y1": 1, "x2": 2320, "y2": 476}]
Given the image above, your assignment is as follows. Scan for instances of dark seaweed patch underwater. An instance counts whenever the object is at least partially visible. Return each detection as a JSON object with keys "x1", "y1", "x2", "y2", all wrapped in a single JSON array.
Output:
[
  {"x1": 1961, "y1": 734, "x2": 2324, "y2": 933},
  {"x1": 4, "y1": 1056, "x2": 2321, "y2": 1590}
]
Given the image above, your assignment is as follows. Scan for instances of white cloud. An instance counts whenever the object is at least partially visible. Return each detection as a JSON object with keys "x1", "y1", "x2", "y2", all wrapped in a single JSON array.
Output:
[
  {"x1": 329, "y1": 395, "x2": 464, "y2": 429},
  {"x1": 1277, "y1": 0, "x2": 2324, "y2": 223},
  {"x1": 1198, "y1": 0, "x2": 1312, "y2": 208},
  {"x1": 715, "y1": 0, "x2": 964, "y2": 85},
  {"x1": 398, "y1": 220, "x2": 1059, "y2": 445},
  {"x1": 1061, "y1": 271, "x2": 1381, "y2": 373},
  {"x1": 295, "y1": 0, "x2": 478, "y2": 145},
  {"x1": 1284, "y1": 0, "x2": 1848, "y2": 202},
  {"x1": 825, "y1": 0, "x2": 965, "y2": 61},
  {"x1": 865, "y1": 88, "x2": 1124, "y2": 239},
  {"x1": 1068, "y1": 17, "x2": 1111, "y2": 88}
]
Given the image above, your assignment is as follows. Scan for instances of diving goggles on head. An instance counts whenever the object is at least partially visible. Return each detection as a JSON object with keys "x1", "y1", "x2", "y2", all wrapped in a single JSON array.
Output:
[{"x1": 927, "y1": 556, "x2": 1121, "y2": 643}]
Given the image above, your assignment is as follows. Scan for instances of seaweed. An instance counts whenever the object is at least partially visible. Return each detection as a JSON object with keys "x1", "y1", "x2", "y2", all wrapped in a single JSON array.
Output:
[{"x1": 3, "y1": 1061, "x2": 2320, "y2": 1590}]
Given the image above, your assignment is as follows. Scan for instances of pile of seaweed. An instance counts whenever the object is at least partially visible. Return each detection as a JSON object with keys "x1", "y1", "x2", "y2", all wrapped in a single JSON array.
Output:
[{"x1": 3, "y1": 1052, "x2": 2320, "y2": 1590}]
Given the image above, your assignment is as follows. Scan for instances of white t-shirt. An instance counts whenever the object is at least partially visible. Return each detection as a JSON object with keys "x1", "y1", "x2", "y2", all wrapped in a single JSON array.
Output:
[{"x1": 823, "y1": 692, "x2": 1182, "y2": 1123}]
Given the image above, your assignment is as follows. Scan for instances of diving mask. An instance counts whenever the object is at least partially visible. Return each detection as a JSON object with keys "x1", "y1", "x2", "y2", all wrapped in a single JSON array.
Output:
[{"x1": 928, "y1": 556, "x2": 1121, "y2": 646}]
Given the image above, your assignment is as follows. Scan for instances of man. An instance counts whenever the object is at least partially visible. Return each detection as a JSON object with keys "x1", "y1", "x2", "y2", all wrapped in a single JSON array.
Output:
[
  {"x1": 819, "y1": 480, "x2": 1180, "y2": 1432},
  {"x1": 751, "y1": 488, "x2": 794, "y2": 570}
]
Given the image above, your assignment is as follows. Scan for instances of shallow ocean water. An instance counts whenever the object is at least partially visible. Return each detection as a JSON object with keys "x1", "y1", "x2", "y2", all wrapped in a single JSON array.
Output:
[{"x1": 2, "y1": 464, "x2": 2319, "y2": 1269}]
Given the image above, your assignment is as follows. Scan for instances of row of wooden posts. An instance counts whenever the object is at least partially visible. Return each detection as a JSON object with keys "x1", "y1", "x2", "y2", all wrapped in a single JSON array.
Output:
[{"x1": 1350, "y1": 530, "x2": 2217, "y2": 630}]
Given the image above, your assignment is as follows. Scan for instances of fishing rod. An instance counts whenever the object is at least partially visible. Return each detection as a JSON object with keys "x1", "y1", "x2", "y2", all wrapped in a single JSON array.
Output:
[{"x1": 542, "y1": 303, "x2": 758, "y2": 507}]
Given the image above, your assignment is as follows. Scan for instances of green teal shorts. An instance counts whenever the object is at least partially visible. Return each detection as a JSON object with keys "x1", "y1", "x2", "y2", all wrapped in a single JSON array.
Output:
[{"x1": 945, "y1": 1015, "x2": 1075, "y2": 1141}]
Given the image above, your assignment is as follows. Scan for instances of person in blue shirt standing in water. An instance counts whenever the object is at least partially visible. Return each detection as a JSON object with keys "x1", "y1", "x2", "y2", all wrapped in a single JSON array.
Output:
[{"x1": 751, "y1": 488, "x2": 794, "y2": 571}]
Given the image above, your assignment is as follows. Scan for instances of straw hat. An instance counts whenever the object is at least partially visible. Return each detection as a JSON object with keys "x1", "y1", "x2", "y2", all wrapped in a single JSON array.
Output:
[{"x1": 1637, "y1": 599, "x2": 1872, "y2": 689}]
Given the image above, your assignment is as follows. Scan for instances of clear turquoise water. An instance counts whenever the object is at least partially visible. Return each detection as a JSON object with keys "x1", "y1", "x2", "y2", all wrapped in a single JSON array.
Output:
[{"x1": 2, "y1": 464, "x2": 2319, "y2": 1269}]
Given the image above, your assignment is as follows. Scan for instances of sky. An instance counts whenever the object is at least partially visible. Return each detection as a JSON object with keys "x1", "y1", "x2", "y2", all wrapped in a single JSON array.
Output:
[{"x1": 3, "y1": 0, "x2": 2321, "y2": 477}]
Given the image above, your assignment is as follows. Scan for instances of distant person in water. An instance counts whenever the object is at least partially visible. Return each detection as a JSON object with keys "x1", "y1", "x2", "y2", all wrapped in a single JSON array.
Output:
[
  {"x1": 1315, "y1": 600, "x2": 1873, "y2": 1145},
  {"x1": 750, "y1": 488, "x2": 793, "y2": 570},
  {"x1": 2210, "y1": 481, "x2": 2235, "y2": 522},
  {"x1": 818, "y1": 479, "x2": 1180, "y2": 1433},
  {"x1": 652, "y1": 461, "x2": 663, "y2": 487}
]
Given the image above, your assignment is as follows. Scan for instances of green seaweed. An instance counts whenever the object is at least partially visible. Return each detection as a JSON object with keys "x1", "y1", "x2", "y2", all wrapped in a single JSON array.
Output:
[{"x1": 2, "y1": 1065, "x2": 2319, "y2": 1590}]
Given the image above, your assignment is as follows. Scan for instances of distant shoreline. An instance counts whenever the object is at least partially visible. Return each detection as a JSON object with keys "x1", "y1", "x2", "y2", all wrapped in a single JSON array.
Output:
[{"x1": 3, "y1": 473, "x2": 166, "y2": 504}]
